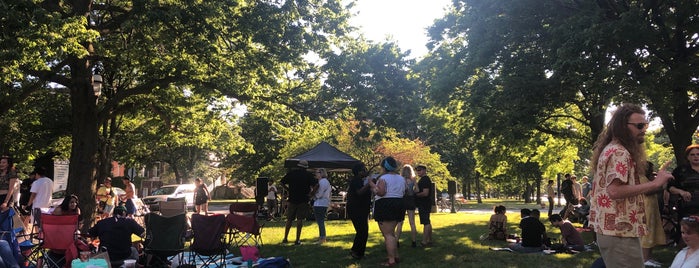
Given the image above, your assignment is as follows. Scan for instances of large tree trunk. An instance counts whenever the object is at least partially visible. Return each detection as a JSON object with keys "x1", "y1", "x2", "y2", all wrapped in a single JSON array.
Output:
[{"x1": 68, "y1": 60, "x2": 99, "y2": 232}]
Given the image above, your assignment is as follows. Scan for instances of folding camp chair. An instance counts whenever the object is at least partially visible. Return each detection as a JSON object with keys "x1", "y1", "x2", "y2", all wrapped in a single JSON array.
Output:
[
  {"x1": 158, "y1": 200, "x2": 186, "y2": 217},
  {"x1": 189, "y1": 214, "x2": 227, "y2": 267},
  {"x1": 0, "y1": 208, "x2": 24, "y2": 267},
  {"x1": 144, "y1": 212, "x2": 187, "y2": 267},
  {"x1": 226, "y1": 203, "x2": 263, "y2": 248},
  {"x1": 12, "y1": 209, "x2": 43, "y2": 268},
  {"x1": 37, "y1": 214, "x2": 80, "y2": 268}
]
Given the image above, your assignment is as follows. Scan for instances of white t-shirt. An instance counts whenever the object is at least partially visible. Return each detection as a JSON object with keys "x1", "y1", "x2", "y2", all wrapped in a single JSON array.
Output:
[
  {"x1": 313, "y1": 178, "x2": 331, "y2": 207},
  {"x1": 30, "y1": 176, "x2": 53, "y2": 209},
  {"x1": 670, "y1": 247, "x2": 699, "y2": 268},
  {"x1": 375, "y1": 173, "x2": 405, "y2": 200},
  {"x1": 266, "y1": 185, "x2": 277, "y2": 200}
]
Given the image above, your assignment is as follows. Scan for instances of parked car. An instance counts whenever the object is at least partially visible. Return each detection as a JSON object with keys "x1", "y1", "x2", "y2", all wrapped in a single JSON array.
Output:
[
  {"x1": 50, "y1": 187, "x2": 150, "y2": 216},
  {"x1": 141, "y1": 184, "x2": 195, "y2": 211}
]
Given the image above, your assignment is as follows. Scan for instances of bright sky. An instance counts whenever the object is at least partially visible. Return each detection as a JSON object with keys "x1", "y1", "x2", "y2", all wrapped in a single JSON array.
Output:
[{"x1": 349, "y1": 0, "x2": 452, "y2": 58}]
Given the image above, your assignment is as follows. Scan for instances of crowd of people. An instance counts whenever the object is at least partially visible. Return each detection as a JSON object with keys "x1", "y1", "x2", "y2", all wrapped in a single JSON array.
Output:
[
  {"x1": 487, "y1": 104, "x2": 699, "y2": 267},
  {"x1": 9, "y1": 103, "x2": 699, "y2": 268},
  {"x1": 277, "y1": 157, "x2": 435, "y2": 267},
  {"x1": 0, "y1": 157, "x2": 154, "y2": 268}
]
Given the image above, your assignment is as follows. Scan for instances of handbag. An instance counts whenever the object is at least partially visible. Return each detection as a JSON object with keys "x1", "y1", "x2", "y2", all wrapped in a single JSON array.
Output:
[
  {"x1": 12, "y1": 211, "x2": 24, "y2": 231},
  {"x1": 239, "y1": 246, "x2": 260, "y2": 261}
]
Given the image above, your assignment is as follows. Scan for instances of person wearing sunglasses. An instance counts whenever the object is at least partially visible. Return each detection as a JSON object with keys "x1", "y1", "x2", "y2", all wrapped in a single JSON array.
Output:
[
  {"x1": 589, "y1": 103, "x2": 674, "y2": 268},
  {"x1": 669, "y1": 215, "x2": 699, "y2": 268}
]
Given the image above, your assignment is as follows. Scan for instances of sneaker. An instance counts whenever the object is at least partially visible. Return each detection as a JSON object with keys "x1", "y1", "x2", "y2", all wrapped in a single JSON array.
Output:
[
  {"x1": 282, "y1": 239, "x2": 288, "y2": 244},
  {"x1": 294, "y1": 241, "x2": 302, "y2": 246},
  {"x1": 644, "y1": 260, "x2": 661, "y2": 267}
]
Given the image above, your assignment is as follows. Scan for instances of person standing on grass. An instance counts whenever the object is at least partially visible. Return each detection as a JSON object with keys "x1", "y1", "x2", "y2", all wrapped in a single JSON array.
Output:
[
  {"x1": 581, "y1": 176, "x2": 592, "y2": 200},
  {"x1": 347, "y1": 163, "x2": 372, "y2": 259},
  {"x1": 281, "y1": 160, "x2": 317, "y2": 245},
  {"x1": 546, "y1": 179, "x2": 555, "y2": 217},
  {"x1": 27, "y1": 167, "x2": 52, "y2": 218},
  {"x1": 588, "y1": 103, "x2": 673, "y2": 268},
  {"x1": 369, "y1": 156, "x2": 405, "y2": 267},
  {"x1": 311, "y1": 168, "x2": 331, "y2": 244},
  {"x1": 641, "y1": 162, "x2": 666, "y2": 267},
  {"x1": 560, "y1": 173, "x2": 577, "y2": 220},
  {"x1": 415, "y1": 165, "x2": 433, "y2": 247},
  {"x1": 266, "y1": 179, "x2": 278, "y2": 220},
  {"x1": 396, "y1": 164, "x2": 418, "y2": 248}
]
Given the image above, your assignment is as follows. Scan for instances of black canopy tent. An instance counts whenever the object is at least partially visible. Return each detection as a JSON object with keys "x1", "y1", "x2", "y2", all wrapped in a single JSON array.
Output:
[{"x1": 284, "y1": 141, "x2": 362, "y2": 171}]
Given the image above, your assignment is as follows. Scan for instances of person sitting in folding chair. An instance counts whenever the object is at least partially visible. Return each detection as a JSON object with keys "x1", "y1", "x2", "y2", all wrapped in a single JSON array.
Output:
[
  {"x1": 0, "y1": 207, "x2": 21, "y2": 268},
  {"x1": 88, "y1": 206, "x2": 144, "y2": 266}
]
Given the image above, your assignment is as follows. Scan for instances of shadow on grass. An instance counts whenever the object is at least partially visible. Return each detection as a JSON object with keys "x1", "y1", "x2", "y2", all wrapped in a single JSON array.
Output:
[{"x1": 254, "y1": 213, "x2": 616, "y2": 268}]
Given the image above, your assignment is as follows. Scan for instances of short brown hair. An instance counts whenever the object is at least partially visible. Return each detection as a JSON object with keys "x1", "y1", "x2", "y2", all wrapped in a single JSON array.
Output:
[{"x1": 685, "y1": 144, "x2": 699, "y2": 158}]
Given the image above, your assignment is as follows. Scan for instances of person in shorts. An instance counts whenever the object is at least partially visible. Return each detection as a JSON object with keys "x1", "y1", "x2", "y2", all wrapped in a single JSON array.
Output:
[
  {"x1": 368, "y1": 156, "x2": 405, "y2": 266},
  {"x1": 280, "y1": 160, "x2": 317, "y2": 245},
  {"x1": 415, "y1": 165, "x2": 433, "y2": 247}
]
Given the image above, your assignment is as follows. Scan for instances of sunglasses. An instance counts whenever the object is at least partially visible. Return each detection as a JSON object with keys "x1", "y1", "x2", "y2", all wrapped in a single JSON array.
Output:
[{"x1": 627, "y1": 122, "x2": 649, "y2": 130}]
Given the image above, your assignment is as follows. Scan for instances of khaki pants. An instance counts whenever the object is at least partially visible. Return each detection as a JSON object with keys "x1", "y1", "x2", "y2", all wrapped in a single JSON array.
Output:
[{"x1": 597, "y1": 233, "x2": 643, "y2": 268}]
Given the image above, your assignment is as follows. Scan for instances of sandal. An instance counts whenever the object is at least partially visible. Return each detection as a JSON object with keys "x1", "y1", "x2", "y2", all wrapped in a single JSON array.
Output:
[{"x1": 380, "y1": 261, "x2": 397, "y2": 267}]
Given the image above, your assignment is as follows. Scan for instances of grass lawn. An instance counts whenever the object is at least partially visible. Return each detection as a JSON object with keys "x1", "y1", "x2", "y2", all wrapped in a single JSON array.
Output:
[{"x1": 248, "y1": 199, "x2": 681, "y2": 268}]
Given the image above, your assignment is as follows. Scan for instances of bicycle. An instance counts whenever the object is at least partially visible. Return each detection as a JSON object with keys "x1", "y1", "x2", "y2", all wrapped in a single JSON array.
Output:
[
  {"x1": 437, "y1": 197, "x2": 464, "y2": 212},
  {"x1": 437, "y1": 198, "x2": 450, "y2": 212}
]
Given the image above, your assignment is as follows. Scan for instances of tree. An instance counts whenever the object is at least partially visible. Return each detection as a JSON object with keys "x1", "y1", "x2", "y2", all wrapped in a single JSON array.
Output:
[
  {"x1": 1, "y1": 0, "x2": 354, "y2": 229},
  {"x1": 321, "y1": 41, "x2": 424, "y2": 139},
  {"x1": 424, "y1": 0, "x2": 699, "y2": 169}
]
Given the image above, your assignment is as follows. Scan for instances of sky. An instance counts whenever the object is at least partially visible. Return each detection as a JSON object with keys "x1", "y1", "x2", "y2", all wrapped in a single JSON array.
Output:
[{"x1": 348, "y1": 0, "x2": 452, "y2": 58}]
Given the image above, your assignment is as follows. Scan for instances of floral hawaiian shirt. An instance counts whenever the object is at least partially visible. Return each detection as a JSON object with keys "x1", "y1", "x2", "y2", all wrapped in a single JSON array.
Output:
[{"x1": 589, "y1": 141, "x2": 647, "y2": 237}]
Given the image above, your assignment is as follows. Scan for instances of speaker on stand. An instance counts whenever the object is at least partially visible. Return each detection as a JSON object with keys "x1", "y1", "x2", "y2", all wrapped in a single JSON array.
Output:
[{"x1": 256, "y1": 177, "x2": 269, "y2": 217}]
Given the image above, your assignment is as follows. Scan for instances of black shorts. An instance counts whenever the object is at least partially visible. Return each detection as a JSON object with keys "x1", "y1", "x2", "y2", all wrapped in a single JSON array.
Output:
[
  {"x1": 374, "y1": 198, "x2": 405, "y2": 222},
  {"x1": 418, "y1": 204, "x2": 431, "y2": 225},
  {"x1": 403, "y1": 195, "x2": 416, "y2": 210},
  {"x1": 195, "y1": 196, "x2": 208, "y2": 205}
]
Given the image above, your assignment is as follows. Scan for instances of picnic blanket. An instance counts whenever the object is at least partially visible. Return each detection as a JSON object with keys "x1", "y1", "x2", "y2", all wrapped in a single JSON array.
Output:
[{"x1": 169, "y1": 252, "x2": 290, "y2": 268}]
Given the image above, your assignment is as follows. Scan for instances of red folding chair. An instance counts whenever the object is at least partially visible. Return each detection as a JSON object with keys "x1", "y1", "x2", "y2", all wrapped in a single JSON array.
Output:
[
  {"x1": 37, "y1": 214, "x2": 80, "y2": 268},
  {"x1": 226, "y1": 202, "x2": 263, "y2": 248}
]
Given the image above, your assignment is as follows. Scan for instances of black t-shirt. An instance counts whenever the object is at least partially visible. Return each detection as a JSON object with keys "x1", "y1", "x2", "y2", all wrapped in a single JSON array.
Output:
[
  {"x1": 89, "y1": 217, "x2": 145, "y2": 261},
  {"x1": 346, "y1": 176, "x2": 371, "y2": 216},
  {"x1": 415, "y1": 175, "x2": 432, "y2": 207},
  {"x1": 280, "y1": 169, "x2": 317, "y2": 204},
  {"x1": 672, "y1": 165, "x2": 699, "y2": 210},
  {"x1": 19, "y1": 178, "x2": 35, "y2": 206},
  {"x1": 520, "y1": 217, "x2": 545, "y2": 247},
  {"x1": 561, "y1": 179, "x2": 577, "y2": 204}
]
